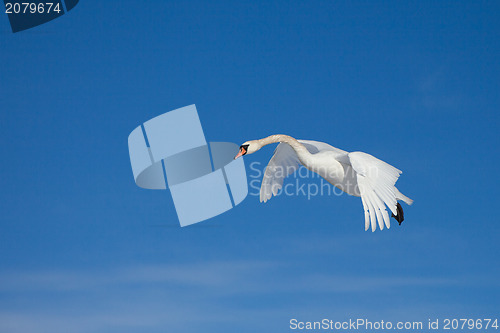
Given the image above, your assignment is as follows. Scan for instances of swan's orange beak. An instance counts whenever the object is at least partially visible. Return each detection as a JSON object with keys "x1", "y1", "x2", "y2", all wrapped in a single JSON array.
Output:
[{"x1": 234, "y1": 147, "x2": 246, "y2": 159}]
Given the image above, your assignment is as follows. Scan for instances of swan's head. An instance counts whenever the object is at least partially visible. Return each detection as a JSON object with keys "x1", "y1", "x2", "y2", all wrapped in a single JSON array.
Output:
[{"x1": 234, "y1": 140, "x2": 262, "y2": 159}]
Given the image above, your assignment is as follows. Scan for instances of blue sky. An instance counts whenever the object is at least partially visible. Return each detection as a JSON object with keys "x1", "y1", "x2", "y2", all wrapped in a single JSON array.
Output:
[{"x1": 0, "y1": 1, "x2": 499, "y2": 332}]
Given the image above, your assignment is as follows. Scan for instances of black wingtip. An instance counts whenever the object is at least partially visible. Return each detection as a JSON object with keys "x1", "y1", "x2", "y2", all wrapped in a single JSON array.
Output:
[{"x1": 391, "y1": 202, "x2": 405, "y2": 225}]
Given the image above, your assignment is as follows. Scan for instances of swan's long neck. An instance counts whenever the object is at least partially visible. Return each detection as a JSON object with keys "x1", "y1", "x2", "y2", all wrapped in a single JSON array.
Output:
[{"x1": 258, "y1": 134, "x2": 311, "y2": 163}]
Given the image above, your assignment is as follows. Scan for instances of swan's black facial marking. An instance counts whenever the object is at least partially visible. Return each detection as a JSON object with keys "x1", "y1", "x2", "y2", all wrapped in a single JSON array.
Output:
[{"x1": 239, "y1": 144, "x2": 249, "y2": 155}]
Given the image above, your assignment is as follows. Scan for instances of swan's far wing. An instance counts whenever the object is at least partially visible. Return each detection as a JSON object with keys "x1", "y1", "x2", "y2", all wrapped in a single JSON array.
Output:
[
  {"x1": 298, "y1": 140, "x2": 348, "y2": 156},
  {"x1": 260, "y1": 143, "x2": 302, "y2": 203},
  {"x1": 348, "y1": 152, "x2": 402, "y2": 232}
]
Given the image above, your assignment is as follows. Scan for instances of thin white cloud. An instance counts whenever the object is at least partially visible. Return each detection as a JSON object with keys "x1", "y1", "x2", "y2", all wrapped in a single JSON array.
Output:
[{"x1": 0, "y1": 259, "x2": 460, "y2": 294}]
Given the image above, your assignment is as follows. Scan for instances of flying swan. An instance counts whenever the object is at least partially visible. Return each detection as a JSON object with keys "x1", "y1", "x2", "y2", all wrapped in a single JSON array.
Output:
[{"x1": 234, "y1": 135, "x2": 413, "y2": 231}]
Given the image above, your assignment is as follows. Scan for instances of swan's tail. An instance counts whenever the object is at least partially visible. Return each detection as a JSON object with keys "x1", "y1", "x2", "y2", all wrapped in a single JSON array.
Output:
[{"x1": 395, "y1": 188, "x2": 413, "y2": 205}]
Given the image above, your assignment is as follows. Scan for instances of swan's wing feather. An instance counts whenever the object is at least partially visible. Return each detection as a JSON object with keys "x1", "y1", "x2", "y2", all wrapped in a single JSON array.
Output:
[
  {"x1": 260, "y1": 143, "x2": 302, "y2": 202},
  {"x1": 348, "y1": 152, "x2": 402, "y2": 231}
]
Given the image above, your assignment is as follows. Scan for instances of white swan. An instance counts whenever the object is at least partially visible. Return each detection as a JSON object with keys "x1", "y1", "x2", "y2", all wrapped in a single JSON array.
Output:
[{"x1": 234, "y1": 134, "x2": 413, "y2": 231}]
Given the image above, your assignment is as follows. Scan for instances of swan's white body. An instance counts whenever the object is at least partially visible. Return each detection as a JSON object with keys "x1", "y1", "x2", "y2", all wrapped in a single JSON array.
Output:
[{"x1": 239, "y1": 135, "x2": 413, "y2": 232}]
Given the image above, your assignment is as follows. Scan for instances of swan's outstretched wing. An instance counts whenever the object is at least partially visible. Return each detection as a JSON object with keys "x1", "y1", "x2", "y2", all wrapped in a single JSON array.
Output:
[
  {"x1": 348, "y1": 152, "x2": 403, "y2": 232},
  {"x1": 260, "y1": 143, "x2": 302, "y2": 202}
]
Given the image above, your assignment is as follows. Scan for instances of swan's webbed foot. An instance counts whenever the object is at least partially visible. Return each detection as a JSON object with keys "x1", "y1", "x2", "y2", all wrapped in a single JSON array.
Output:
[{"x1": 391, "y1": 202, "x2": 404, "y2": 225}]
